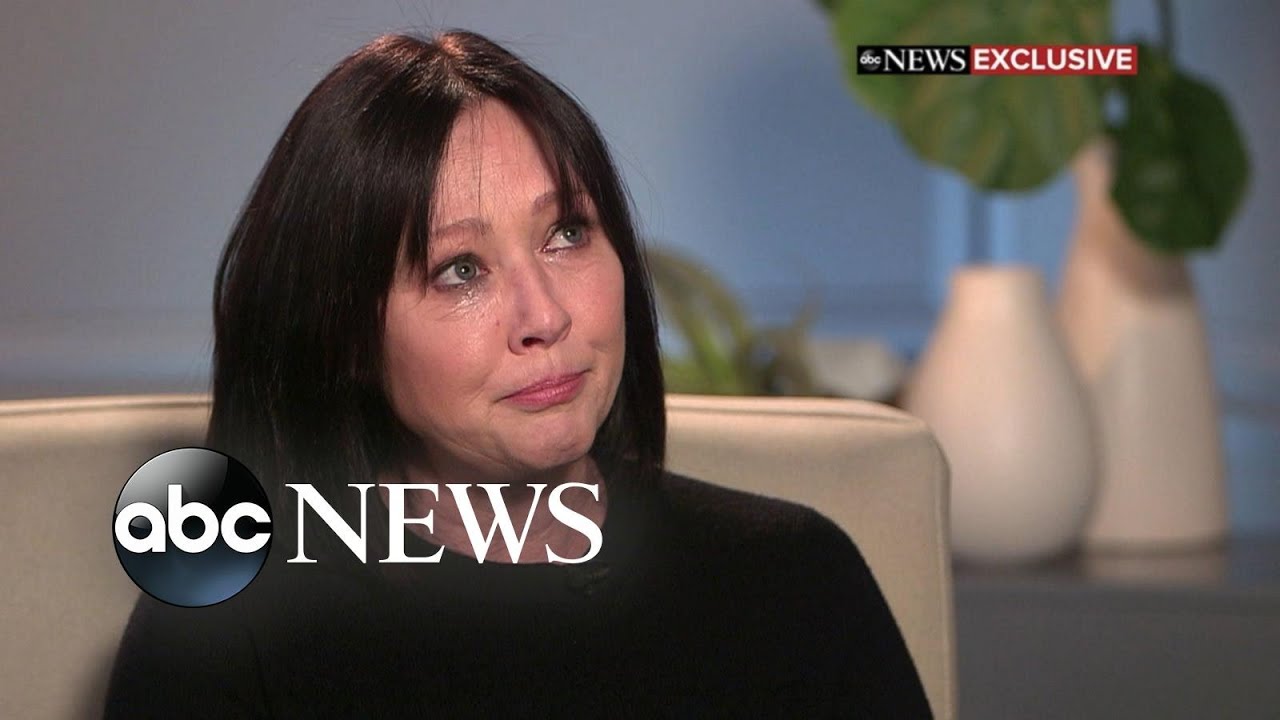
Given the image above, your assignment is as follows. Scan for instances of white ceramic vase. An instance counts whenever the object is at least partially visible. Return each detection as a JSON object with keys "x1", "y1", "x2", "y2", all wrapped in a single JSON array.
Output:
[
  {"x1": 904, "y1": 266, "x2": 1097, "y2": 564},
  {"x1": 1058, "y1": 140, "x2": 1227, "y2": 549}
]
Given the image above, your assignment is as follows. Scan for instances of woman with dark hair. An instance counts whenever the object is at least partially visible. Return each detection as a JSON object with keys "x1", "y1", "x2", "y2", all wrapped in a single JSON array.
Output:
[{"x1": 106, "y1": 31, "x2": 931, "y2": 717}]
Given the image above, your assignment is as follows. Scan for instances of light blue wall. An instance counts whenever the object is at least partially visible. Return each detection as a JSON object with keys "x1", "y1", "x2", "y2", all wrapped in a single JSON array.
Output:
[{"x1": 2, "y1": 1, "x2": 1275, "y2": 531}]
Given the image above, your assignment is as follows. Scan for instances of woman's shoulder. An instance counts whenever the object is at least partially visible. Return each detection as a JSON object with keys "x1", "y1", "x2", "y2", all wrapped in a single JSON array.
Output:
[
  {"x1": 650, "y1": 470, "x2": 864, "y2": 565},
  {"x1": 649, "y1": 471, "x2": 931, "y2": 714}
]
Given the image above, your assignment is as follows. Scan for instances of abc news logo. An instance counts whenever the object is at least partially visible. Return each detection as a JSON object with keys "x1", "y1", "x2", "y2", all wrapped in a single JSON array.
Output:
[
  {"x1": 857, "y1": 45, "x2": 968, "y2": 75},
  {"x1": 857, "y1": 45, "x2": 1138, "y2": 75},
  {"x1": 113, "y1": 448, "x2": 603, "y2": 607}
]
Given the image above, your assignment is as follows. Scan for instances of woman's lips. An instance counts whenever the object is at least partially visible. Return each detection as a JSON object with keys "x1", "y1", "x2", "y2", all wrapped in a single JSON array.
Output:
[{"x1": 503, "y1": 372, "x2": 587, "y2": 410}]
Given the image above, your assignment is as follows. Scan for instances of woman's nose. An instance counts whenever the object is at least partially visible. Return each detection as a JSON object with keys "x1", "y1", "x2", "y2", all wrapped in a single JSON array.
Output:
[{"x1": 507, "y1": 262, "x2": 571, "y2": 352}]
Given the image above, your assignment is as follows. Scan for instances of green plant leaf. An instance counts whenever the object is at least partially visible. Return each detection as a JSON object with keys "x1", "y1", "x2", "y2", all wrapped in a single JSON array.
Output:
[
  {"x1": 1110, "y1": 44, "x2": 1251, "y2": 253},
  {"x1": 646, "y1": 246, "x2": 822, "y2": 396},
  {"x1": 647, "y1": 248, "x2": 756, "y2": 395},
  {"x1": 824, "y1": 0, "x2": 1108, "y2": 190},
  {"x1": 661, "y1": 357, "x2": 715, "y2": 395}
]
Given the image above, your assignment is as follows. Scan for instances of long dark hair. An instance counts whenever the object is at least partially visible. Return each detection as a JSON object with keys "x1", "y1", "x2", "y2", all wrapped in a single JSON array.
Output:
[{"x1": 208, "y1": 31, "x2": 665, "y2": 566}]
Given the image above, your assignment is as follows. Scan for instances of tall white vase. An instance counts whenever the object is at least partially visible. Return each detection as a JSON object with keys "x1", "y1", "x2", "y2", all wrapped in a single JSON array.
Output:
[
  {"x1": 904, "y1": 266, "x2": 1096, "y2": 564},
  {"x1": 1058, "y1": 140, "x2": 1227, "y2": 549}
]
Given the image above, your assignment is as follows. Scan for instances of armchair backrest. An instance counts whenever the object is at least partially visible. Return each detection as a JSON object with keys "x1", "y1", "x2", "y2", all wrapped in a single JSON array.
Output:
[{"x1": 0, "y1": 394, "x2": 954, "y2": 719}]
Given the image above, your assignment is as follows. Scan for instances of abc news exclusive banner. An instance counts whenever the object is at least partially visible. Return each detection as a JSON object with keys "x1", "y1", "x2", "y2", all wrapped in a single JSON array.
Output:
[{"x1": 856, "y1": 44, "x2": 1138, "y2": 75}]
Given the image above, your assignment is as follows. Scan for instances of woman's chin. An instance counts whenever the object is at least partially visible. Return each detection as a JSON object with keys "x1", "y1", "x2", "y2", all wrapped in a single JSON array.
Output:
[
  {"x1": 505, "y1": 433, "x2": 595, "y2": 474},
  {"x1": 498, "y1": 407, "x2": 600, "y2": 468}
]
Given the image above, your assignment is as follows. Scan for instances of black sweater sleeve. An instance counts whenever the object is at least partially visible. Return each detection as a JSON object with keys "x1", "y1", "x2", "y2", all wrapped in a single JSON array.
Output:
[
  {"x1": 104, "y1": 594, "x2": 269, "y2": 719},
  {"x1": 800, "y1": 512, "x2": 934, "y2": 719},
  {"x1": 656, "y1": 471, "x2": 934, "y2": 718}
]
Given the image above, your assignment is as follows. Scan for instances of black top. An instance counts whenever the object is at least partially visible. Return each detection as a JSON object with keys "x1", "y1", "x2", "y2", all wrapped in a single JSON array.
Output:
[{"x1": 105, "y1": 468, "x2": 931, "y2": 718}]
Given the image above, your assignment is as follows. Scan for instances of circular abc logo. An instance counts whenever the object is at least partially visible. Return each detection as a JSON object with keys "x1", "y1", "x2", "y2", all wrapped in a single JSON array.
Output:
[
  {"x1": 112, "y1": 448, "x2": 272, "y2": 607},
  {"x1": 858, "y1": 48, "x2": 884, "y2": 71}
]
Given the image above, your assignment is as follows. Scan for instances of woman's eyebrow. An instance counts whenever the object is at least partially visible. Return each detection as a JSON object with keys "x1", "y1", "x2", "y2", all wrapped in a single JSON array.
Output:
[
  {"x1": 429, "y1": 216, "x2": 487, "y2": 242},
  {"x1": 531, "y1": 189, "x2": 560, "y2": 214}
]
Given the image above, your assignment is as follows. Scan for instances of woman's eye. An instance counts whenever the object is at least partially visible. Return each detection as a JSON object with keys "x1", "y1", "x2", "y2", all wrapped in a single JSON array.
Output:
[
  {"x1": 436, "y1": 257, "x2": 482, "y2": 287},
  {"x1": 546, "y1": 224, "x2": 588, "y2": 250}
]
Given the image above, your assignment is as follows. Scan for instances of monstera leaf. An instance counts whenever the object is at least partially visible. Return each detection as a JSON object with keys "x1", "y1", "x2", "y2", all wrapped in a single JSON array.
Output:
[
  {"x1": 824, "y1": 0, "x2": 1109, "y2": 190},
  {"x1": 1110, "y1": 44, "x2": 1251, "y2": 253}
]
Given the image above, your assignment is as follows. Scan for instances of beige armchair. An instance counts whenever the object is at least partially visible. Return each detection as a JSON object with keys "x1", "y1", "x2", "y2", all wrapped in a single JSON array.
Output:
[{"x1": 0, "y1": 393, "x2": 954, "y2": 719}]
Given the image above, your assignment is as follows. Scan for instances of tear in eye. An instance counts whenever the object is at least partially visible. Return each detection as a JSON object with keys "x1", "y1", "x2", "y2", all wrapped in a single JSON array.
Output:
[
  {"x1": 548, "y1": 224, "x2": 588, "y2": 250},
  {"x1": 454, "y1": 261, "x2": 478, "y2": 280},
  {"x1": 437, "y1": 256, "x2": 482, "y2": 287}
]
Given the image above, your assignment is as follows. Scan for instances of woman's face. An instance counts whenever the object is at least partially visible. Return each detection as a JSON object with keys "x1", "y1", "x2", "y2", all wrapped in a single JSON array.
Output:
[{"x1": 382, "y1": 100, "x2": 626, "y2": 479}]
